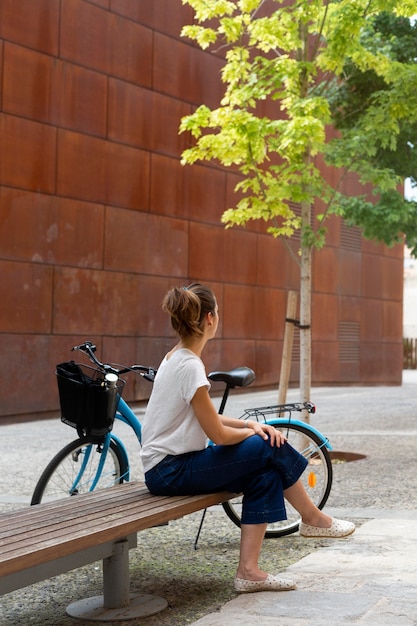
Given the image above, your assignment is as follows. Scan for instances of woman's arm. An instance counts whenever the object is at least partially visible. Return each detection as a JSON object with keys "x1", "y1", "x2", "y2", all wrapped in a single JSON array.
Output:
[
  {"x1": 191, "y1": 387, "x2": 253, "y2": 445},
  {"x1": 220, "y1": 415, "x2": 256, "y2": 430},
  {"x1": 191, "y1": 387, "x2": 286, "y2": 447},
  {"x1": 221, "y1": 414, "x2": 287, "y2": 446}
]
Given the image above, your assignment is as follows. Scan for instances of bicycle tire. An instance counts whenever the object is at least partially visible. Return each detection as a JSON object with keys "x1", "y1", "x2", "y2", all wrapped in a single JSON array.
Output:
[
  {"x1": 30, "y1": 436, "x2": 127, "y2": 505},
  {"x1": 222, "y1": 421, "x2": 333, "y2": 538}
]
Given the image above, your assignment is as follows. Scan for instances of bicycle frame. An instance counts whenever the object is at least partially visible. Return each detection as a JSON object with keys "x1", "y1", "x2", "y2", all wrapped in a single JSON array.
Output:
[
  {"x1": 109, "y1": 396, "x2": 143, "y2": 481},
  {"x1": 67, "y1": 396, "x2": 142, "y2": 494},
  {"x1": 114, "y1": 396, "x2": 143, "y2": 442}
]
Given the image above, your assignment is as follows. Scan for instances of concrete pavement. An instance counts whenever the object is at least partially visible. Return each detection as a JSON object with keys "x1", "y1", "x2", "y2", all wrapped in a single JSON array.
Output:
[
  {"x1": 191, "y1": 516, "x2": 417, "y2": 625},
  {"x1": 191, "y1": 370, "x2": 417, "y2": 625}
]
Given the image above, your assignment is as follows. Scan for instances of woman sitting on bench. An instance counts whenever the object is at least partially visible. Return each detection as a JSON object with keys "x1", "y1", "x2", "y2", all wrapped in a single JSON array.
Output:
[{"x1": 141, "y1": 283, "x2": 355, "y2": 593}]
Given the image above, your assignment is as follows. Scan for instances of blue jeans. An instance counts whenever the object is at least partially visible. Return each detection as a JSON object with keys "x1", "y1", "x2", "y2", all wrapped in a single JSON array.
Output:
[{"x1": 144, "y1": 435, "x2": 308, "y2": 524}]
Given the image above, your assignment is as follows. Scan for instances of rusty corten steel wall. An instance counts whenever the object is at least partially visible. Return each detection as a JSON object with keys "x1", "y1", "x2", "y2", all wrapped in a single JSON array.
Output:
[{"x1": 0, "y1": 0, "x2": 403, "y2": 419}]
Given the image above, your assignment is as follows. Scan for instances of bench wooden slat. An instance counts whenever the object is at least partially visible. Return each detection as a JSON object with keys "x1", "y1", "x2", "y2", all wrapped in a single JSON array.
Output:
[
  {"x1": 0, "y1": 484, "x2": 225, "y2": 542},
  {"x1": 0, "y1": 486, "x2": 229, "y2": 546},
  {"x1": 0, "y1": 484, "x2": 158, "y2": 539},
  {"x1": 0, "y1": 482, "x2": 149, "y2": 531},
  {"x1": 0, "y1": 494, "x2": 216, "y2": 556},
  {"x1": 0, "y1": 482, "x2": 234, "y2": 578}
]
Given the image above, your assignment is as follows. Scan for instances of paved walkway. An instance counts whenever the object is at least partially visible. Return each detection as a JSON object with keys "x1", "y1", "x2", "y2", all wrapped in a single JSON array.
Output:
[
  {"x1": 191, "y1": 370, "x2": 417, "y2": 625},
  {"x1": 191, "y1": 517, "x2": 417, "y2": 625}
]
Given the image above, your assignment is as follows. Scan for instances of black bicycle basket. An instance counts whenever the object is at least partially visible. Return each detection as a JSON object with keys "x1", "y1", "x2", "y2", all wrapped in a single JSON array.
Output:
[{"x1": 56, "y1": 361, "x2": 125, "y2": 436}]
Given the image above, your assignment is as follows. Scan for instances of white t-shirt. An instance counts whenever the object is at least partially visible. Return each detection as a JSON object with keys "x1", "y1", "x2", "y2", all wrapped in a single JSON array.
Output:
[{"x1": 141, "y1": 348, "x2": 210, "y2": 473}]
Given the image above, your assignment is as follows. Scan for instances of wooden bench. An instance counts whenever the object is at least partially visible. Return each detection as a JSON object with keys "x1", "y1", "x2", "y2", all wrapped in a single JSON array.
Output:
[{"x1": 0, "y1": 482, "x2": 234, "y2": 622}]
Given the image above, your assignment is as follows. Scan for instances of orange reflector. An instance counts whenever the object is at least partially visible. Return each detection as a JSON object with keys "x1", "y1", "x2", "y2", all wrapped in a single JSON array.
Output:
[{"x1": 308, "y1": 472, "x2": 317, "y2": 488}]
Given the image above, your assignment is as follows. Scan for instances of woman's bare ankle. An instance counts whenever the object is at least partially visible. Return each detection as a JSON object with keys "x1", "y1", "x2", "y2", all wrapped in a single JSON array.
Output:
[
  {"x1": 301, "y1": 512, "x2": 332, "y2": 528},
  {"x1": 236, "y1": 567, "x2": 268, "y2": 581}
]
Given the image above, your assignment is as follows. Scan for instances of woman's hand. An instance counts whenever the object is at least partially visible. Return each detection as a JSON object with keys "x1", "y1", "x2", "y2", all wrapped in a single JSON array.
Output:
[{"x1": 247, "y1": 421, "x2": 287, "y2": 447}]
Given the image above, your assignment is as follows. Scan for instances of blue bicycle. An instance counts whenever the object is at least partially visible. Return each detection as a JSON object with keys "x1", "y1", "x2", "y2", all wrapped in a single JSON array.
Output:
[{"x1": 31, "y1": 341, "x2": 333, "y2": 539}]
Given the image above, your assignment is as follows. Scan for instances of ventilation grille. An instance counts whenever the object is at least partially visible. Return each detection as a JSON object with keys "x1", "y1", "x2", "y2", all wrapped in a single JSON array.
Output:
[
  {"x1": 285, "y1": 201, "x2": 321, "y2": 244},
  {"x1": 285, "y1": 208, "x2": 362, "y2": 250},
  {"x1": 292, "y1": 333, "x2": 300, "y2": 361},
  {"x1": 339, "y1": 321, "x2": 360, "y2": 361},
  {"x1": 340, "y1": 220, "x2": 362, "y2": 251},
  {"x1": 289, "y1": 322, "x2": 360, "y2": 363}
]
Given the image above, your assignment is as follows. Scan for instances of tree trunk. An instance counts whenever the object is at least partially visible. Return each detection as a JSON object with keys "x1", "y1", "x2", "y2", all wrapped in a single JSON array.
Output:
[
  {"x1": 299, "y1": 199, "x2": 312, "y2": 421},
  {"x1": 298, "y1": 27, "x2": 312, "y2": 421}
]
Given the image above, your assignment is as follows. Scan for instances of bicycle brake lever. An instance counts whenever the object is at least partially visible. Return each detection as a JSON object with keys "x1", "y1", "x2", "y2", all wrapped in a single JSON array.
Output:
[
  {"x1": 72, "y1": 341, "x2": 97, "y2": 353},
  {"x1": 142, "y1": 369, "x2": 157, "y2": 382}
]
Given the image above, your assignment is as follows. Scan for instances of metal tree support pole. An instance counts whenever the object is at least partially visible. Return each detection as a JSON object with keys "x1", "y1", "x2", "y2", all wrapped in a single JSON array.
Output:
[{"x1": 278, "y1": 291, "x2": 298, "y2": 406}]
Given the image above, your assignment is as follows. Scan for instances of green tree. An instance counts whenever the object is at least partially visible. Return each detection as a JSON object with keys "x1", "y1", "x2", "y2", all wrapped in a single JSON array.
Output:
[
  {"x1": 329, "y1": 12, "x2": 417, "y2": 254},
  {"x1": 179, "y1": 0, "x2": 417, "y2": 409}
]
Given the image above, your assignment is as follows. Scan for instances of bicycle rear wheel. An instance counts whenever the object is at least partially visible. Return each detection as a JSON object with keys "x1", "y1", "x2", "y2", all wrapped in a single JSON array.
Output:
[
  {"x1": 31, "y1": 436, "x2": 127, "y2": 505},
  {"x1": 222, "y1": 421, "x2": 333, "y2": 538}
]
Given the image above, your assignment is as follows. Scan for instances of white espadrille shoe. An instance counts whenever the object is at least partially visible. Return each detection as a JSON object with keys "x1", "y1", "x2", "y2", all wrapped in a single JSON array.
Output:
[
  {"x1": 234, "y1": 574, "x2": 296, "y2": 593},
  {"x1": 300, "y1": 517, "x2": 355, "y2": 538}
]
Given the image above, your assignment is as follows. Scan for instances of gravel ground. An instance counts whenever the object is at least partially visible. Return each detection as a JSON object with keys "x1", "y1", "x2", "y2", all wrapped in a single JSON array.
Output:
[{"x1": 1, "y1": 372, "x2": 416, "y2": 625}]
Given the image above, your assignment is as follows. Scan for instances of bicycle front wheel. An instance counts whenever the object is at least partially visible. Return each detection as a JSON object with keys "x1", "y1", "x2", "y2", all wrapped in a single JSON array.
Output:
[
  {"x1": 222, "y1": 422, "x2": 333, "y2": 538},
  {"x1": 31, "y1": 436, "x2": 127, "y2": 505}
]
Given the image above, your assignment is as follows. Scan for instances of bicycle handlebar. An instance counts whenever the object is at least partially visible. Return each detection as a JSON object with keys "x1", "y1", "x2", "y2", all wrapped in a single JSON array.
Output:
[{"x1": 71, "y1": 341, "x2": 157, "y2": 382}]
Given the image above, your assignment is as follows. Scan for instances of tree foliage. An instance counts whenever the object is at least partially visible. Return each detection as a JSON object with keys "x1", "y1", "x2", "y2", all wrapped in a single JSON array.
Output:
[
  {"x1": 180, "y1": 0, "x2": 417, "y2": 252},
  {"x1": 330, "y1": 12, "x2": 417, "y2": 253},
  {"x1": 179, "y1": 0, "x2": 417, "y2": 404}
]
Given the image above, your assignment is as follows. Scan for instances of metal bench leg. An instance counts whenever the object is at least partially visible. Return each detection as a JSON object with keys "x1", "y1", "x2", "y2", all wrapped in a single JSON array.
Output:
[
  {"x1": 66, "y1": 538, "x2": 168, "y2": 622},
  {"x1": 103, "y1": 538, "x2": 131, "y2": 608},
  {"x1": 194, "y1": 507, "x2": 208, "y2": 550}
]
